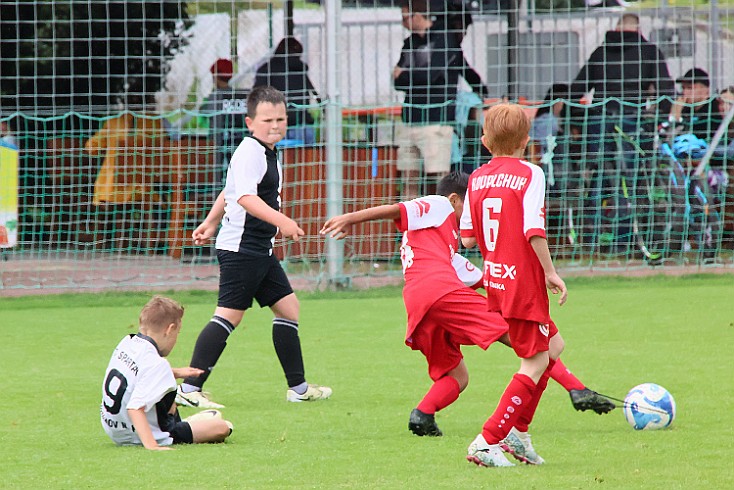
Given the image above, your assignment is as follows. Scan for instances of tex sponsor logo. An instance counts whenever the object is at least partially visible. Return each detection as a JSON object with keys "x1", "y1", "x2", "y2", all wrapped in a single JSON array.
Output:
[
  {"x1": 484, "y1": 260, "x2": 516, "y2": 290},
  {"x1": 538, "y1": 323, "x2": 549, "y2": 337}
]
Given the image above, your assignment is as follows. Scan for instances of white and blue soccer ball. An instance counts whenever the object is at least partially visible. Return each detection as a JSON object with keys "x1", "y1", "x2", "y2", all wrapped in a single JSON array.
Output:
[{"x1": 623, "y1": 383, "x2": 676, "y2": 430}]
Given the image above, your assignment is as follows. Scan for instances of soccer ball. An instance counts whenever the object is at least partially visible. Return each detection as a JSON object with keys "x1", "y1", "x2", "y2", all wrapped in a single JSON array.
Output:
[{"x1": 623, "y1": 383, "x2": 676, "y2": 430}]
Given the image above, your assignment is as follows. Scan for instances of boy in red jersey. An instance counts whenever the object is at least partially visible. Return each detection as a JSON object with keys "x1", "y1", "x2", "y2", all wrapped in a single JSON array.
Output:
[
  {"x1": 322, "y1": 173, "x2": 510, "y2": 438},
  {"x1": 460, "y1": 103, "x2": 567, "y2": 467}
]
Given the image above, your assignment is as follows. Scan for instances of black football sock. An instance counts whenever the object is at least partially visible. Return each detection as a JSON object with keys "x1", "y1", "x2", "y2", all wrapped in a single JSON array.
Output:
[
  {"x1": 272, "y1": 318, "x2": 306, "y2": 388},
  {"x1": 183, "y1": 315, "x2": 235, "y2": 389}
]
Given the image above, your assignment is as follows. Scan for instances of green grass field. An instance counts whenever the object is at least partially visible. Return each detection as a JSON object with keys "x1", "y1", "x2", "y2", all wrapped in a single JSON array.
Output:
[{"x1": 1, "y1": 275, "x2": 733, "y2": 489}]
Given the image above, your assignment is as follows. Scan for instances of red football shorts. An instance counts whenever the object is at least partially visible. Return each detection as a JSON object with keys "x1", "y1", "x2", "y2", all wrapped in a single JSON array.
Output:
[
  {"x1": 506, "y1": 317, "x2": 559, "y2": 359},
  {"x1": 408, "y1": 288, "x2": 508, "y2": 381}
]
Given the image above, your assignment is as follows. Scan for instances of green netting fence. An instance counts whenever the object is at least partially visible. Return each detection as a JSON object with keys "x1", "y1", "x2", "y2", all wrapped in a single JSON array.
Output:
[{"x1": 1, "y1": 97, "x2": 732, "y2": 293}]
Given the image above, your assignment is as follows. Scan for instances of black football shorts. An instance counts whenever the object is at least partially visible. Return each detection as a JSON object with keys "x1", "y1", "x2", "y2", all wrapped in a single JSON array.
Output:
[{"x1": 217, "y1": 250, "x2": 294, "y2": 311}]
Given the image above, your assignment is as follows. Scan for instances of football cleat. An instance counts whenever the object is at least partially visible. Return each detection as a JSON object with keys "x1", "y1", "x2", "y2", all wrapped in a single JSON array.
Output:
[
  {"x1": 175, "y1": 385, "x2": 225, "y2": 409},
  {"x1": 570, "y1": 388, "x2": 616, "y2": 414},
  {"x1": 408, "y1": 408, "x2": 443, "y2": 437},
  {"x1": 500, "y1": 427, "x2": 545, "y2": 465},
  {"x1": 182, "y1": 409, "x2": 233, "y2": 435},
  {"x1": 182, "y1": 409, "x2": 223, "y2": 423},
  {"x1": 466, "y1": 433, "x2": 515, "y2": 468},
  {"x1": 286, "y1": 384, "x2": 332, "y2": 402}
]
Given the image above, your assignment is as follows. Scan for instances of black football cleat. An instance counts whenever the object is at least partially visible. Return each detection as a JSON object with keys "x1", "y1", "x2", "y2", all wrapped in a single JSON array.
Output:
[
  {"x1": 570, "y1": 388, "x2": 616, "y2": 414},
  {"x1": 408, "y1": 408, "x2": 443, "y2": 436}
]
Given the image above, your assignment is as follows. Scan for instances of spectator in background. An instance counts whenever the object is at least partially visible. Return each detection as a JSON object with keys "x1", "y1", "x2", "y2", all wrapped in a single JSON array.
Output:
[
  {"x1": 669, "y1": 68, "x2": 723, "y2": 144},
  {"x1": 667, "y1": 72, "x2": 728, "y2": 259},
  {"x1": 570, "y1": 13, "x2": 674, "y2": 174},
  {"x1": 571, "y1": 13, "x2": 674, "y2": 119},
  {"x1": 200, "y1": 59, "x2": 249, "y2": 175},
  {"x1": 393, "y1": 0, "x2": 465, "y2": 200},
  {"x1": 253, "y1": 37, "x2": 321, "y2": 145}
]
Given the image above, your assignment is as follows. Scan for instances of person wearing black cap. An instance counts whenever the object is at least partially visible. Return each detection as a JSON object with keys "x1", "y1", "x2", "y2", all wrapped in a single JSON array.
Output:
[
  {"x1": 669, "y1": 67, "x2": 723, "y2": 143},
  {"x1": 200, "y1": 58, "x2": 250, "y2": 178}
]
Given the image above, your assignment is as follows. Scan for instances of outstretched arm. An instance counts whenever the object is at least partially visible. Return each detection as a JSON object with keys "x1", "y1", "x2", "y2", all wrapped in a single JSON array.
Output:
[{"x1": 321, "y1": 204, "x2": 401, "y2": 240}]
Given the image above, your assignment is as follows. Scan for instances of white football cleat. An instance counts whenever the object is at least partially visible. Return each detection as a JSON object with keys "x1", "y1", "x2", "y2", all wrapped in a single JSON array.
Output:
[
  {"x1": 286, "y1": 384, "x2": 332, "y2": 402},
  {"x1": 466, "y1": 433, "x2": 515, "y2": 468},
  {"x1": 176, "y1": 385, "x2": 225, "y2": 409},
  {"x1": 182, "y1": 409, "x2": 223, "y2": 423},
  {"x1": 500, "y1": 427, "x2": 545, "y2": 465}
]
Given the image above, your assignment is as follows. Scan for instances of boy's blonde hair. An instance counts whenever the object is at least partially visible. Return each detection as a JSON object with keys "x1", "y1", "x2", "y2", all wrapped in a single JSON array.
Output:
[
  {"x1": 482, "y1": 103, "x2": 531, "y2": 156},
  {"x1": 139, "y1": 296, "x2": 184, "y2": 331}
]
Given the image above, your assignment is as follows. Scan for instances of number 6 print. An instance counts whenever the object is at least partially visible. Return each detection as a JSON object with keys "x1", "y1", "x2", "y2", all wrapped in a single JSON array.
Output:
[{"x1": 482, "y1": 197, "x2": 502, "y2": 252}]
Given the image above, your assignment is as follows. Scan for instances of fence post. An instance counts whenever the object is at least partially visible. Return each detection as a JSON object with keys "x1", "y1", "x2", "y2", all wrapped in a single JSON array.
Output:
[{"x1": 325, "y1": 0, "x2": 347, "y2": 288}]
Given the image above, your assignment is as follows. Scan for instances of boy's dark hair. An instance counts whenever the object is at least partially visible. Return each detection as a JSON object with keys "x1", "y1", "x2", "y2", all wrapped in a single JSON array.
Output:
[
  {"x1": 247, "y1": 85, "x2": 287, "y2": 118},
  {"x1": 437, "y1": 171, "x2": 469, "y2": 197}
]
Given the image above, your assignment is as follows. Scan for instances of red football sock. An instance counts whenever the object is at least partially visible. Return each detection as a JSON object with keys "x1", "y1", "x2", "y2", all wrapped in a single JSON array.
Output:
[
  {"x1": 549, "y1": 358, "x2": 586, "y2": 392},
  {"x1": 514, "y1": 358, "x2": 557, "y2": 432},
  {"x1": 416, "y1": 375, "x2": 461, "y2": 414},
  {"x1": 482, "y1": 373, "x2": 536, "y2": 444}
]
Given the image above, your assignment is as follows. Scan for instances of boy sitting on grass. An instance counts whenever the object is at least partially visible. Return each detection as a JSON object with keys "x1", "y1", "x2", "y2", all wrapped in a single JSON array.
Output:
[{"x1": 101, "y1": 296, "x2": 232, "y2": 450}]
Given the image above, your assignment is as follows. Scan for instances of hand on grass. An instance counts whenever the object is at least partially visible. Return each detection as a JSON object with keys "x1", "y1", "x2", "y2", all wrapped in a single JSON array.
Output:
[{"x1": 146, "y1": 445, "x2": 174, "y2": 451}]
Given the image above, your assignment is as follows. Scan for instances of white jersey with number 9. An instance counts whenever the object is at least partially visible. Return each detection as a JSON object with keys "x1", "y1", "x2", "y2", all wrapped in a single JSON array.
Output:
[{"x1": 101, "y1": 334, "x2": 177, "y2": 446}]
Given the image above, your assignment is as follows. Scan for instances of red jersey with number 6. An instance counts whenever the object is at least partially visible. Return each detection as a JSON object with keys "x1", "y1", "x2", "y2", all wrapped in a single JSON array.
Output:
[{"x1": 460, "y1": 156, "x2": 550, "y2": 324}]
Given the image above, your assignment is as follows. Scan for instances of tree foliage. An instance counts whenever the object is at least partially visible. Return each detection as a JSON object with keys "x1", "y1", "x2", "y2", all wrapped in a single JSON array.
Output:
[{"x1": 0, "y1": 1, "x2": 191, "y2": 115}]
